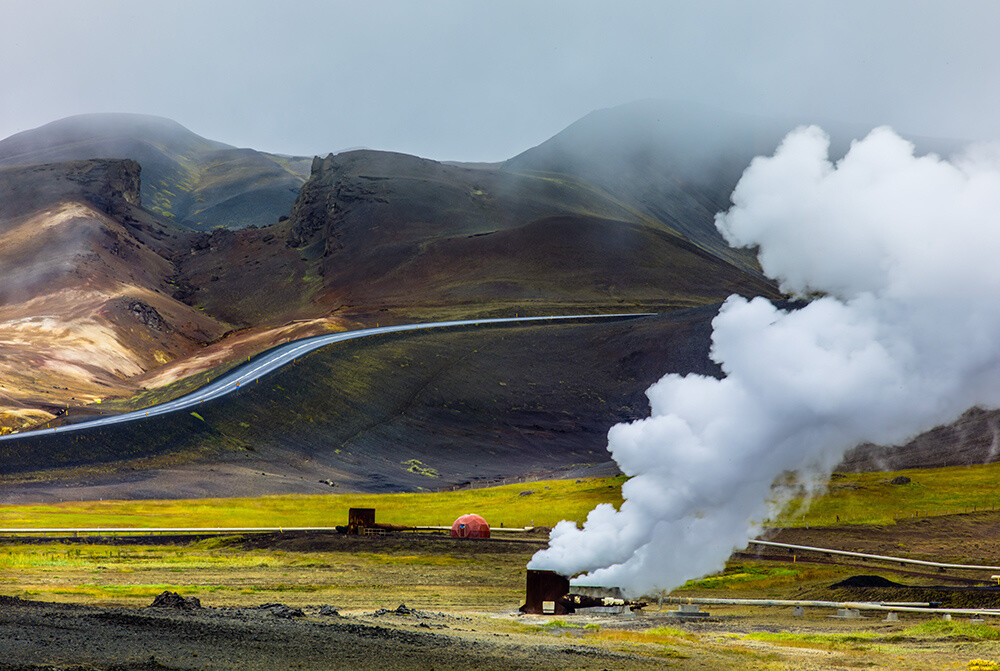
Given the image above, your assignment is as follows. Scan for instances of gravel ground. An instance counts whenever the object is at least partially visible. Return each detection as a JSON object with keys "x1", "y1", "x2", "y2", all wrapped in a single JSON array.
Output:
[{"x1": 0, "y1": 596, "x2": 669, "y2": 670}]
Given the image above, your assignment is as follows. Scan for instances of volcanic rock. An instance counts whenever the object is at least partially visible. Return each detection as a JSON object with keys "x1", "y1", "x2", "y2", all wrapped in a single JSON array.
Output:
[
  {"x1": 830, "y1": 575, "x2": 905, "y2": 589},
  {"x1": 149, "y1": 591, "x2": 202, "y2": 610},
  {"x1": 257, "y1": 603, "x2": 305, "y2": 618}
]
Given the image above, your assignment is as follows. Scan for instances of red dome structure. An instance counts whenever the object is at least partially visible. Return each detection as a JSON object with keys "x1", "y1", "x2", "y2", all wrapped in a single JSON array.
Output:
[{"x1": 450, "y1": 513, "x2": 490, "y2": 539}]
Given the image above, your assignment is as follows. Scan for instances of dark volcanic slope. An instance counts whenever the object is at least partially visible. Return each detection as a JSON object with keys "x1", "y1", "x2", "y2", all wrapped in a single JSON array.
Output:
[
  {"x1": 0, "y1": 312, "x2": 722, "y2": 498},
  {"x1": 840, "y1": 406, "x2": 1000, "y2": 472},
  {"x1": 200, "y1": 149, "x2": 782, "y2": 321},
  {"x1": 0, "y1": 114, "x2": 311, "y2": 229}
]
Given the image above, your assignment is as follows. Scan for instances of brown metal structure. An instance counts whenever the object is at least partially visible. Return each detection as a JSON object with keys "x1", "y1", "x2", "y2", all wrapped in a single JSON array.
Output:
[
  {"x1": 347, "y1": 508, "x2": 376, "y2": 534},
  {"x1": 520, "y1": 569, "x2": 649, "y2": 615},
  {"x1": 520, "y1": 569, "x2": 571, "y2": 614}
]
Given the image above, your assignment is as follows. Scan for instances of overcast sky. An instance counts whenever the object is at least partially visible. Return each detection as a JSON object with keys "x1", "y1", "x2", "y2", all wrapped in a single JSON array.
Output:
[{"x1": 1, "y1": 1, "x2": 998, "y2": 161}]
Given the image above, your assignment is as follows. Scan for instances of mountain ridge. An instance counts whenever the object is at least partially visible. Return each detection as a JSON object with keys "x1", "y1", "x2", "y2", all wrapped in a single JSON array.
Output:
[{"x1": 0, "y1": 113, "x2": 311, "y2": 230}]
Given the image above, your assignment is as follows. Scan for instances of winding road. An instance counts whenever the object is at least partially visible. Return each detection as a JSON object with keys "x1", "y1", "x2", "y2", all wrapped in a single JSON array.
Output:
[{"x1": 0, "y1": 313, "x2": 653, "y2": 443}]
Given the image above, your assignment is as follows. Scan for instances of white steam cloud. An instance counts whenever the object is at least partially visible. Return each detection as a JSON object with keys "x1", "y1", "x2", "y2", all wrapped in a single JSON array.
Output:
[{"x1": 529, "y1": 126, "x2": 1000, "y2": 596}]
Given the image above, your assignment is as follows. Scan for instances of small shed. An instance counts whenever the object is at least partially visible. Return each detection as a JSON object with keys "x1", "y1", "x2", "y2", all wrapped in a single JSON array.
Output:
[{"x1": 450, "y1": 513, "x2": 490, "y2": 539}]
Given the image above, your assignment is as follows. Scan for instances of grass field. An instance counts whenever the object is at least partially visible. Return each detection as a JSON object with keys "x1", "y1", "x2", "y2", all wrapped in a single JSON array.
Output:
[
  {"x1": 8, "y1": 468, "x2": 1000, "y2": 669},
  {"x1": 0, "y1": 539, "x2": 532, "y2": 609},
  {"x1": 774, "y1": 462, "x2": 1000, "y2": 527},
  {"x1": 0, "y1": 476, "x2": 627, "y2": 530},
  {"x1": 6, "y1": 460, "x2": 1000, "y2": 531}
]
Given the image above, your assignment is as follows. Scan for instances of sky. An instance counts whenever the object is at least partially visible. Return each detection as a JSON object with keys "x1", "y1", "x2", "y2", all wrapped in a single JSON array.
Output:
[{"x1": 1, "y1": 0, "x2": 999, "y2": 162}]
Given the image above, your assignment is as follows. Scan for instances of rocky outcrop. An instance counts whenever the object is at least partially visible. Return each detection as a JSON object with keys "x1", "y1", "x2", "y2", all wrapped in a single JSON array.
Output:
[
  {"x1": 68, "y1": 158, "x2": 142, "y2": 217},
  {"x1": 285, "y1": 151, "x2": 389, "y2": 250},
  {"x1": 840, "y1": 406, "x2": 1000, "y2": 472},
  {"x1": 0, "y1": 159, "x2": 142, "y2": 221},
  {"x1": 118, "y1": 298, "x2": 169, "y2": 332}
]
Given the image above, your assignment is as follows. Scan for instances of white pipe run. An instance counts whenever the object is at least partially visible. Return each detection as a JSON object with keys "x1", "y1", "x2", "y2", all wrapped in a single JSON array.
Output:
[
  {"x1": 664, "y1": 596, "x2": 1000, "y2": 617},
  {"x1": 748, "y1": 539, "x2": 1000, "y2": 572}
]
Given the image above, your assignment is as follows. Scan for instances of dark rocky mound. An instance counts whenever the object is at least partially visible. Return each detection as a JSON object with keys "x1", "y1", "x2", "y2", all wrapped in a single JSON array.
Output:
[
  {"x1": 257, "y1": 603, "x2": 305, "y2": 618},
  {"x1": 831, "y1": 575, "x2": 905, "y2": 589},
  {"x1": 149, "y1": 590, "x2": 201, "y2": 610}
]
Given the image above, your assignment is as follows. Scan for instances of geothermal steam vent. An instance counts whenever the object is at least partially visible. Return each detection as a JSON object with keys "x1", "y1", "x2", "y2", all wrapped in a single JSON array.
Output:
[{"x1": 530, "y1": 125, "x2": 1000, "y2": 597}]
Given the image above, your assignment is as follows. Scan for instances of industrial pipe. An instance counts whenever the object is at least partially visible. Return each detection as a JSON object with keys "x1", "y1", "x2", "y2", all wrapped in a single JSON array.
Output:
[
  {"x1": 664, "y1": 596, "x2": 1000, "y2": 616},
  {"x1": 749, "y1": 540, "x2": 1000, "y2": 572}
]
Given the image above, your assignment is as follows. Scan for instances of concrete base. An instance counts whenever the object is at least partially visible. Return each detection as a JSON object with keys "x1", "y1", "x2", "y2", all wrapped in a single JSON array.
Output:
[
  {"x1": 666, "y1": 605, "x2": 710, "y2": 619},
  {"x1": 829, "y1": 608, "x2": 864, "y2": 620},
  {"x1": 665, "y1": 610, "x2": 710, "y2": 619},
  {"x1": 884, "y1": 612, "x2": 899, "y2": 622},
  {"x1": 792, "y1": 606, "x2": 805, "y2": 617}
]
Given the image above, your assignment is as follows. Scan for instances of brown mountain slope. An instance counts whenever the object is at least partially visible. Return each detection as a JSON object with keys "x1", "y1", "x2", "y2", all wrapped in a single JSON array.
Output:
[{"x1": 0, "y1": 160, "x2": 232, "y2": 430}]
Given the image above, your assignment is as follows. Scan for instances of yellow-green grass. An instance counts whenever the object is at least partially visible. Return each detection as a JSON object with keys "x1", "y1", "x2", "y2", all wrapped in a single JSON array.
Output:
[
  {"x1": 0, "y1": 542, "x2": 530, "y2": 609},
  {"x1": 773, "y1": 462, "x2": 1000, "y2": 527},
  {"x1": 0, "y1": 476, "x2": 625, "y2": 530},
  {"x1": 94, "y1": 357, "x2": 244, "y2": 413},
  {"x1": 679, "y1": 562, "x2": 841, "y2": 592},
  {"x1": 507, "y1": 619, "x2": 694, "y2": 659},
  {"x1": 740, "y1": 620, "x2": 1000, "y2": 651},
  {"x1": 8, "y1": 459, "x2": 1000, "y2": 532},
  {"x1": 8, "y1": 458, "x2": 1000, "y2": 534}
]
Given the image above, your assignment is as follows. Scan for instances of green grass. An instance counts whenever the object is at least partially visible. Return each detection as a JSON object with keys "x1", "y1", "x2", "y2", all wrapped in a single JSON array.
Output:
[
  {"x1": 543, "y1": 618, "x2": 580, "y2": 628},
  {"x1": 402, "y1": 459, "x2": 439, "y2": 478},
  {"x1": 774, "y1": 462, "x2": 1000, "y2": 527},
  {"x1": 681, "y1": 563, "x2": 808, "y2": 590},
  {"x1": 903, "y1": 620, "x2": 1000, "y2": 640},
  {"x1": 741, "y1": 630, "x2": 882, "y2": 650},
  {"x1": 9, "y1": 458, "x2": 1000, "y2": 533},
  {"x1": 741, "y1": 621, "x2": 1000, "y2": 653},
  {"x1": 93, "y1": 359, "x2": 244, "y2": 414},
  {"x1": 0, "y1": 544, "x2": 286, "y2": 570},
  {"x1": 0, "y1": 540, "x2": 535, "y2": 609},
  {"x1": 0, "y1": 476, "x2": 625, "y2": 530}
]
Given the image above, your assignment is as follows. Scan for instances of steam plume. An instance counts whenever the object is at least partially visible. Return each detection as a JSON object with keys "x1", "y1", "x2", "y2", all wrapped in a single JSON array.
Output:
[{"x1": 529, "y1": 125, "x2": 1000, "y2": 596}]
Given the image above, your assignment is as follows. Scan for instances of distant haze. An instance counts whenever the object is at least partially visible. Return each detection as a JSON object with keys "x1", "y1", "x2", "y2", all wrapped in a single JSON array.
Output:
[{"x1": 2, "y1": 1, "x2": 1000, "y2": 161}]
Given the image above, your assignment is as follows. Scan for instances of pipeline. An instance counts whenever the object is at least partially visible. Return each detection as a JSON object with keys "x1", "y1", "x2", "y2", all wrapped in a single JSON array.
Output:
[
  {"x1": 749, "y1": 540, "x2": 1000, "y2": 572},
  {"x1": 562, "y1": 593, "x2": 648, "y2": 613},
  {"x1": 663, "y1": 596, "x2": 1000, "y2": 617}
]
